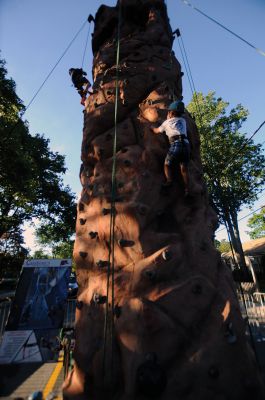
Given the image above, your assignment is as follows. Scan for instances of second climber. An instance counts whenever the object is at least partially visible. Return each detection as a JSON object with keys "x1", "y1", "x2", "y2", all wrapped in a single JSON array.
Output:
[
  {"x1": 69, "y1": 68, "x2": 92, "y2": 106},
  {"x1": 151, "y1": 100, "x2": 190, "y2": 195}
]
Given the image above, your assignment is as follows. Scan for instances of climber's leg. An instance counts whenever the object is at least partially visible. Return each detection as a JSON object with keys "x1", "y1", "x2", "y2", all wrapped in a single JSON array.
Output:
[
  {"x1": 180, "y1": 163, "x2": 189, "y2": 195},
  {"x1": 163, "y1": 163, "x2": 173, "y2": 186}
]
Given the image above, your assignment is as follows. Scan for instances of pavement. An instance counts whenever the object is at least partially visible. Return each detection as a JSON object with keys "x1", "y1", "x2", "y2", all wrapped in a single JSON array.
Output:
[{"x1": 0, "y1": 356, "x2": 64, "y2": 399}]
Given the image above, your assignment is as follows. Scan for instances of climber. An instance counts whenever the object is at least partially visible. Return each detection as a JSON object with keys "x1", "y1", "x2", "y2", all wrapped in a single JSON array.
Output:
[
  {"x1": 69, "y1": 68, "x2": 92, "y2": 106},
  {"x1": 151, "y1": 100, "x2": 190, "y2": 195}
]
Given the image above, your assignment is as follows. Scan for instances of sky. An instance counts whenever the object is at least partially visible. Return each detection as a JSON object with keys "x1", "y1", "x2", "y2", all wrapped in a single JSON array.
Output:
[{"x1": 1, "y1": 0, "x2": 265, "y2": 251}]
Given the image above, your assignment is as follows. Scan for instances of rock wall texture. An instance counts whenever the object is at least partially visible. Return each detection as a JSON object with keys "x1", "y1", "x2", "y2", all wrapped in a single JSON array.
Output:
[{"x1": 63, "y1": 1, "x2": 264, "y2": 399}]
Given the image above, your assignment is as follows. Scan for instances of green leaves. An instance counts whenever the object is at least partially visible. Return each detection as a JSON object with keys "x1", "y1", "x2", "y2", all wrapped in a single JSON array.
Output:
[
  {"x1": 247, "y1": 207, "x2": 265, "y2": 239},
  {"x1": 187, "y1": 91, "x2": 265, "y2": 222},
  {"x1": 0, "y1": 57, "x2": 76, "y2": 261}
]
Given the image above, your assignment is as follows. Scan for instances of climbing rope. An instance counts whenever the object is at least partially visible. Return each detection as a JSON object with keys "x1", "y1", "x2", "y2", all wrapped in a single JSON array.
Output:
[
  {"x1": 81, "y1": 23, "x2": 91, "y2": 69},
  {"x1": 25, "y1": 20, "x2": 88, "y2": 113},
  {"x1": 8, "y1": 18, "x2": 90, "y2": 137},
  {"x1": 102, "y1": 0, "x2": 122, "y2": 386},
  {"x1": 180, "y1": 0, "x2": 265, "y2": 57}
]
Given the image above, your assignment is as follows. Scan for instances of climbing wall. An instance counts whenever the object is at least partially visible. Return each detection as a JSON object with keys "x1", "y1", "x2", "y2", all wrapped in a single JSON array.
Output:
[{"x1": 63, "y1": 1, "x2": 264, "y2": 399}]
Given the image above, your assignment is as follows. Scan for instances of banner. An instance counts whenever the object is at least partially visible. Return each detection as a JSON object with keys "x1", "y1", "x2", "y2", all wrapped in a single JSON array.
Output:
[{"x1": 6, "y1": 259, "x2": 72, "y2": 331}]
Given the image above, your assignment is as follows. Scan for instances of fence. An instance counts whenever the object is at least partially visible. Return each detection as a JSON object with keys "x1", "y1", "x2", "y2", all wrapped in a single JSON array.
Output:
[{"x1": 237, "y1": 287, "x2": 265, "y2": 368}]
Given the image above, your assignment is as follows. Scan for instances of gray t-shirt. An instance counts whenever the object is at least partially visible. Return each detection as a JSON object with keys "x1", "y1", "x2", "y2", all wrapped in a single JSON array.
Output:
[{"x1": 158, "y1": 117, "x2": 189, "y2": 144}]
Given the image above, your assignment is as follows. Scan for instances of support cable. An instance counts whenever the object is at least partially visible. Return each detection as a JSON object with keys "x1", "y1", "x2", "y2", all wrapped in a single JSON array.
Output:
[
  {"x1": 216, "y1": 199, "x2": 265, "y2": 234},
  {"x1": 180, "y1": 0, "x2": 265, "y2": 57},
  {"x1": 223, "y1": 120, "x2": 265, "y2": 172}
]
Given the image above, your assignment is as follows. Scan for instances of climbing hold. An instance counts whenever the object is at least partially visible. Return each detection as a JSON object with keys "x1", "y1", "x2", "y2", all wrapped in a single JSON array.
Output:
[
  {"x1": 105, "y1": 133, "x2": 112, "y2": 141},
  {"x1": 76, "y1": 301, "x2": 83, "y2": 310},
  {"x1": 114, "y1": 304, "x2": 122, "y2": 318},
  {"x1": 118, "y1": 239, "x2": 135, "y2": 247},
  {"x1": 87, "y1": 14, "x2": 95, "y2": 23},
  {"x1": 136, "y1": 355, "x2": 167, "y2": 397},
  {"x1": 79, "y1": 251, "x2": 88, "y2": 259},
  {"x1": 144, "y1": 269, "x2": 157, "y2": 282},
  {"x1": 192, "y1": 284, "x2": 202, "y2": 294},
  {"x1": 102, "y1": 207, "x2": 116, "y2": 216},
  {"x1": 102, "y1": 208, "x2": 111, "y2": 215},
  {"x1": 162, "y1": 249, "x2": 172, "y2": 261},
  {"x1": 96, "y1": 260, "x2": 110, "y2": 268},
  {"x1": 89, "y1": 231, "x2": 98, "y2": 239},
  {"x1": 208, "y1": 366, "x2": 219, "y2": 379},
  {"x1": 92, "y1": 293, "x2": 107, "y2": 305},
  {"x1": 79, "y1": 218, "x2": 86, "y2": 225},
  {"x1": 78, "y1": 203, "x2": 85, "y2": 212}
]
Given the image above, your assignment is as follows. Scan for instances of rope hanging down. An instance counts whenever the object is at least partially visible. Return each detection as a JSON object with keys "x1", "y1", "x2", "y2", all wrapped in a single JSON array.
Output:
[
  {"x1": 81, "y1": 23, "x2": 91, "y2": 69},
  {"x1": 102, "y1": 0, "x2": 122, "y2": 385},
  {"x1": 180, "y1": 0, "x2": 265, "y2": 57}
]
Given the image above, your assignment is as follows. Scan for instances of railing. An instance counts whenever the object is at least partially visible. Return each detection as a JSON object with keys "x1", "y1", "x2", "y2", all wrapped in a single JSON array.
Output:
[
  {"x1": 63, "y1": 299, "x2": 76, "y2": 329},
  {"x1": 0, "y1": 300, "x2": 11, "y2": 341}
]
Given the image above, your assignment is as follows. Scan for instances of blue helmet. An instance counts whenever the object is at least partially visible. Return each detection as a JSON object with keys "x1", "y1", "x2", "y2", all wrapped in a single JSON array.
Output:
[{"x1": 168, "y1": 100, "x2": 185, "y2": 113}]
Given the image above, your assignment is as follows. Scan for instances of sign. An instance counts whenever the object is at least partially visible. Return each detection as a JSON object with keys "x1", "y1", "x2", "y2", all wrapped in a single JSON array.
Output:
[
  {"x1": 6, "y1": 259, "x2": 72, "y2": 330},
  {"x1": 0, "y1": 330, "x2": 42, "y2": 364}
]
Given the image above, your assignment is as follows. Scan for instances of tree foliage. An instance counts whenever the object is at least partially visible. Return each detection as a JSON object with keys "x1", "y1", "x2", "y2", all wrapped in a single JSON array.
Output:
[
  {"x1": 247, "y1": 207, "x2": 265, "y2": 239},
  {"x1": 215, "y1": 239, "x2": 231, "y2": 254},
  {"x1": 0, "y1": 57, "x2": 76, "y2": 272},
  {"x1": 187, "y1": 92, "x2": 265, "y2": 265}
]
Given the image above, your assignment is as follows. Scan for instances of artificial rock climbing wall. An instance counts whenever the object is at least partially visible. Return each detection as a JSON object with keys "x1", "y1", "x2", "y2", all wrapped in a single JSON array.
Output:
[{"x1": 63, "y1": 1, "x2": 264, "y2": 399}]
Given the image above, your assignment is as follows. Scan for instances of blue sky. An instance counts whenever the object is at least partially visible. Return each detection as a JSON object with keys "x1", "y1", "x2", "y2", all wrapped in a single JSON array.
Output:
[{"x1": 1, "y1": 0, "x2": 265, "y2": 248}]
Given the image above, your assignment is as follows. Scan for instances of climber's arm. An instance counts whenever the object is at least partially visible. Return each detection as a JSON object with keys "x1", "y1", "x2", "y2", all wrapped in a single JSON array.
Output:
[{"x1": 151, "y1": 126, "x2": 161, "y2": 134}]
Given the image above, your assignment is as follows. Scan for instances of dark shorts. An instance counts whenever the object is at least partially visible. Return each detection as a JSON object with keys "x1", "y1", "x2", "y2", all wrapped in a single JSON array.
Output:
[{"x1": 165, "y1": 140, "x2": 190, "y2": 166}]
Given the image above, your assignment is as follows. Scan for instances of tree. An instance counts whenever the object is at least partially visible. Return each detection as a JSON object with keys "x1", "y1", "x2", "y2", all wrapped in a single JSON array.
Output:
[
  {"x1": 187, "y1": 92, "x2": 265, "y2": 267},
  {"x1": 247, "y1": 207, "x2": 265, "y2": 239},
  {"x1": 0, "y1": 57, "x2": 76, "y2": 273},
  {"x1": 215, "y1": 239, "x2": 231, "y2": 254}
]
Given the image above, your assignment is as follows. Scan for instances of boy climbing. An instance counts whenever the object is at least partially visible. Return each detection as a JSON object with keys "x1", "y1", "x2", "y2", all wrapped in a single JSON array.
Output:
[
  {"x1": 69, "y1": 68, "x2": 92, "y2": 106},
  {"x1": 151, "y1": 100, "x2": 190, "y2": 195}
]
